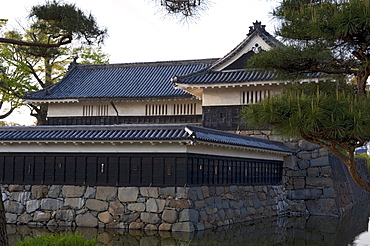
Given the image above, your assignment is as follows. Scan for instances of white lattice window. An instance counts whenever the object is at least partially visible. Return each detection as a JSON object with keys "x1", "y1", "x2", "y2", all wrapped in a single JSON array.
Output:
[
  {"x1": 83, "y1": 105, "x2": 109, "y2": 116},
  {"x1": 173, "y1": 103, "x2": 196, "y2": 115},
  {"x1": 241, "y1": 90, "x2": 270, "y2": 104},
  {"x1": 145, "y1": 104, "x2": 168, "y2": 116},
  {"x1": 145, "y1": 103, "x2": 197, "y2": 116}
]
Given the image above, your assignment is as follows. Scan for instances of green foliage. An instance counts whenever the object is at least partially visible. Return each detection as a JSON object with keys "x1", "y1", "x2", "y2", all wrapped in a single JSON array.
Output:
[
  {"x1": 249, "y1": 0, "x2": 370, "y2": 96},
  {"x1": 355, "y1": 153, "x2": 370, "y2": 170},
  {"x1": 16, "y1": 232, "x2": 99, "y2": 246},
  {"x1": 76, "y1": 46, "x2": 110, "y2": 65},
  {"x1": 29, "y1": 0, "x2": 107, "y2": 45},
  {"x1": 241, "y1": 81, "x2": 370, "y2": 150}
]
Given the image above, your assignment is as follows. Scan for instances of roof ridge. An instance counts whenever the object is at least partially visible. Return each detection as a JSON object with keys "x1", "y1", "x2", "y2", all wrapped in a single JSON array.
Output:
[{"x1": 75, "y1": 58, "x2": 218, "y2": 70}]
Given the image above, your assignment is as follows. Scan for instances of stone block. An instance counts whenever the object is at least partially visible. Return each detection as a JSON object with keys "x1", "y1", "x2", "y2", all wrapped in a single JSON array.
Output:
[
  {"x1": 127, "y1": 203, "x2": 145, "y2": 212},
  {"x1": 297, "y1": 151, "x2": 312, "y2": 160},
  {"x1": 121, "y1": 212, "x2": 140, "y2": 223},
  {"x1": 96, "y1": 187, "x2": 116, "y2": 201},
  {"x1": 158, "y1": 223, "x2": 172, "y2": 231},
  {"x1": 298, "y1": 160, "x2": 310, "y2": 169},
  {"x1": 48, "y1": 185, "x2": 61, "y2": 198},
  {"x1": 140, "y1": 187, "x2": 159, "y2": 198},
  {"x1": 201, "y1": 186, "x2": 210, "y2": 198},
  {"x1": 293, "y1": 178, "x2": 306, "y2": 189},
  {"x1": 195, "y1": 222, "x2": 205, "y2": 231},
  {"x1": 162, "y1": 209, "x2": 177, "y2": 223},
  {"x1": 109, "y1": 201, "x2": 125, "y2": 216},
  {"x1": 10, "y1": 192, "x2": 30, "y2": 203},
  {"x1": 8, "y1": 185, "x2": 24, "y2": 192},
  {"x1": 287, "y1": 189, "x2": 322, "y2": 200},
  {"x1": 76, "y1": 213, "x2": 98, "y2": 227},
  {"x1": 56, "y1": 209, "x2": 75, "y2": 221},
  {"x1": 26, "y1": 200, "x2": 40, "y2": 213},
  {"x1": 194, "y1": 200, "x2": 205, "y2": 209},
  {"x1": 168, "y1": 199, "x2": 190, "y2": 209},
  {"x1": 172, "y1": 222, "x2": 195, "y2": 232},
  {"x1": 298, "y1": 140, "x2": 320, "y2": 151},
  {"x1": 141, "y1": 212, "x2": 160, "y2": 224},
  {"x1": 306, "y1": 177, "x2": 334, "y2": 187},
  {"x1": 306, "y1": 198, "x2": 339, "y2": 216},
  {"x1": 18, "y1": 213, "x2": 32, "y2": 224},
  {"x1": 179, "y1": 209, "x2": 199, "y2": 223},
  {"x1": 33, "y1": 211, "x2": 51, "y2": 222},
  {"x1": 4, "y1": 201, "x2": 25, "y2": 214},
  {"x1": 62, "y1": 186, "x2": 85, "y2": 198},
  {"x1": 5, "y1": 213, "x2": 17, "y2": 224},
  {"x1": 31, "y1": 186, "x2": 48, "y2": 199},
  {"x1": 118, "y1": 187, "x2": 139, "y2": 202},
  {"x1": 84, "y1": 187, "x2": 96, "y2": 198},
  {"x1": 129, "y1": 222, "x2": 144, "y2": 230},
  {"x1": 159, "y1": 187, "x2": 175, "y2": 198},
  {"x1": 98, "y1": 211, "x2": 114, "y2": 224},
  {"x1": 64, "y1": 198, "x2": 85, "y2": 209},
  {"x1": 307, "y1": 167, "x2": 319, "y2": 176},
  {"x1": 85, "y1": 199, "x2": 108, "y2": 212},
  {"x1": 176, "y1": 187, "x2": 189, "y2": 199},
  {"x1": 40, "y1": 198, "x2": 63, "y2": 210},
  {"x1": 144, "y1": 224, "x2": 157, "y2": 231},
  {"x1": 310, "y1": 156, "x2": 330, "y2": 167}
]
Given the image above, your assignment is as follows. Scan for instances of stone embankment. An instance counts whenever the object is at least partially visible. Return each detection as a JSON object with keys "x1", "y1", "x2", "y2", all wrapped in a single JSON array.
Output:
[{"x1": 2, "y1": 184, "x2": 285, "y2": 232}]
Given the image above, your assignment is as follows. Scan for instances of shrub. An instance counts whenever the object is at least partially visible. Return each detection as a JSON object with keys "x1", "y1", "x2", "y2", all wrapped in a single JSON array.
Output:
[
  {"x1": 16, "y1": 232, "x2": 99, "y2": 246},
  {"x1": 355, "y1": 153, "x2": 370, "y2": 171}
]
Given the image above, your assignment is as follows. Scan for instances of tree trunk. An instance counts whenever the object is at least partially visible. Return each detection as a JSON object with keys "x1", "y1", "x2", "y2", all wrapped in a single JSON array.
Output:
[{"x1": 0, "y1": 197, "x2": 9, "y2": 246}]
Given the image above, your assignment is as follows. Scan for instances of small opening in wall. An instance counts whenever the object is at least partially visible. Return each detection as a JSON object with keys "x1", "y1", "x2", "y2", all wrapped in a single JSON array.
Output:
[
  {"x1": 133, "y1": 165, "x2": 138, "y2": 171},
  {"x1": 100, "y1": 163, "x2": 105, "y2": 173},
  {"x1": 228, "y1": 166, "x2": 232, "y2": 171},
  {"x1": 199, "y1": 164, "x2": 203, "y2": 170},
  {"x1": 167, "y1": 165, "x2": 172, "y2": 176},
  {"x1": 220, "y1": 113, "x2": 223, "y2": 118},
  {"x1": 214, "y1": 165, "x2": 218, "y2": 175}
]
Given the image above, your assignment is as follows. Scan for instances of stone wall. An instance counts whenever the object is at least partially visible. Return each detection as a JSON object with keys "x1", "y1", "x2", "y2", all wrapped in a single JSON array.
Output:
[
  {"x1": 1, "y1": 184, "x2": 285, "y2": 232},
  {"x1": 283, "y1": 140, "x2": 370, "y2": 217}
]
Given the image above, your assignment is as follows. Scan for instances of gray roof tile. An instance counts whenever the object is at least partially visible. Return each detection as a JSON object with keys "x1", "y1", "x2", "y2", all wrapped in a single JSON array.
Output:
[
  {"x1": 24, "y1": 59, "x2": 217, "y2": 101},
  {"x1": 0, "y1": 124, "x2": 292, "y2": 154}
]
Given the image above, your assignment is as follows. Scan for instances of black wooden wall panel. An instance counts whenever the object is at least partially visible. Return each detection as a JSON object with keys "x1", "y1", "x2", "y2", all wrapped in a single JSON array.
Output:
[{"x1": 0, "y1": 153, "x2": 283, "y2": 186}]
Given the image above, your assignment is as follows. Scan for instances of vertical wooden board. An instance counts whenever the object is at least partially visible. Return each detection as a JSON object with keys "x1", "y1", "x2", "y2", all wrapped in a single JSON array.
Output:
[
  {"x1": 97, "y1": 156, "x2": 108, "y2": 185},
  {"x1": 75, "y1": 156, "x2": 87, "y2": 184},
  {"x1": 203, "y1": 158, "x2": 209, "y2": 185},
  {"x1": 164, "y1": 157, "x2": 175, "y2": 186},
  {"x1": 108, "y1": 156, "x2": 119, "y2": 186},
  {"x1": 152, "y1": 157, "x2": 164, "y2": 186},
  {"x1": 14, "y1": 156, "x2": 24, "y2": 183},
  {"x1": 197, "y1": 158, "x2": 204, "y2": 185},
  {"x1": 86, "y1": 156, "x2": 97, "y2": 185},
  {"x1": 118, "y1": 156, "x2": 130, "y2": 186},
  {"x1": 24, "y1": 156, "x2": 34, "y2": 184},
  {"x1": 65, "y1": 156, "x2": 76, "y2": 184},
  {"x1": 4, "y1": 156, "x2": 14, "y2": 183},
  {"x1": 175, "y1": 157, "x2": 187, "y2": 186},
  {"x1": 0, "y1": 156, "x2": 4, "y2": 182},
  {"x1": 141, "y1": 156, "x2": 153, "y2": 186},
  {"x1": 130, "y1": 157, "x2": 141, "y2": 186},
  {"x1": 44, "y1": 156, "x2": 55, "y2": 184},
  {"x1": 54, "y1": 156, "x2": 65, "y2": 184},
  {"x1": 34, "y1": 156, "x2": 45, "y2": 184}
]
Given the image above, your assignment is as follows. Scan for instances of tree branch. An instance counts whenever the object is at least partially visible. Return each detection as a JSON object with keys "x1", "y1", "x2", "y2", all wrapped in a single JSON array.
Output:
[{"x1": 0, "y1": 37, "x2": 72, "y2": 48}]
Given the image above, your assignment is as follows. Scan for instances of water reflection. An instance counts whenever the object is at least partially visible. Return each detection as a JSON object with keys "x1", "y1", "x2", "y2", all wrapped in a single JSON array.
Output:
[{"x1": 7, "y1": 201, "x2": 370, "y2": 246}]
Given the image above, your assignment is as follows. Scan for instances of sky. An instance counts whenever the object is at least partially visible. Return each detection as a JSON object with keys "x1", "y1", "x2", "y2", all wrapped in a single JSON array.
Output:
[{"x1": 1, "y1": 0, "x2": 278, "y2": 124}]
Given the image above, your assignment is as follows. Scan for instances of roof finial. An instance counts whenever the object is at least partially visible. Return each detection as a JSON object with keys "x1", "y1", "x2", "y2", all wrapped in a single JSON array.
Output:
[
  {"x1": 248, "y1": 21, "x2": 266, "y2": 36},
  {"x1": 68, "y1": 56, "x2": 79, "y2": 70}
]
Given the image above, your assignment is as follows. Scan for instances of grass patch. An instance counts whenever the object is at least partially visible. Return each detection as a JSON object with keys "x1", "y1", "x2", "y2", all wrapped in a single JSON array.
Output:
[{"x1": 15, "y1": 232, "x2": 99, "y2": 246}]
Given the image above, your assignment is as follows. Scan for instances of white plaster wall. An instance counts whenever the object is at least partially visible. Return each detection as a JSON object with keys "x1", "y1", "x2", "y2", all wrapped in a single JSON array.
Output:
[
  {"x1": 47, "y1": 98, "x2": 203, "y2": 117},
  {"x1": 202, "y1": 85, "x2": 281, "y2": 106}
]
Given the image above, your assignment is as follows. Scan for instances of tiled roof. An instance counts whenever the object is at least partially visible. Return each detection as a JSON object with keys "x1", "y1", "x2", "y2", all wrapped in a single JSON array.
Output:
[
  {"x1": 174, "y1": 69, "x2": 324, "y2": 84},
  {"x1": 24, "y1": 59, "x2": 217, "y2": 101},
  {"x1": 0, "y1": 124, "x2": 292, "y2": 154},
  {"x1": 208, "y1": 22, "x2": 282, "y2": 71}
]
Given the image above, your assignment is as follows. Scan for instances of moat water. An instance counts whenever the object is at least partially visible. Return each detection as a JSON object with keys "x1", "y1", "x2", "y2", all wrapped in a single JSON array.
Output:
[{"x1": 6, "y1": 201, "x2": 370, "y2": 246}]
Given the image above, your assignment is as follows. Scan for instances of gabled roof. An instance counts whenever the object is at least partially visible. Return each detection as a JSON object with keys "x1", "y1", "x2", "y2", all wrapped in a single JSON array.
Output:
[
  {"x1": 209, "y1": 21, "x2": 282, "y2": 72},
  {"x1": 0, "y1": 124, "x2": 292, "y2": 154},
  {"x1": 24, "y1": 59, "x2": 217, "y2": 102}
]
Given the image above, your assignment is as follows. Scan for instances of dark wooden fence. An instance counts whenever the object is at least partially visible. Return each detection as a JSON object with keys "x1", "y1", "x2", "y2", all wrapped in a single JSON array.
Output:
[
  {"x1": 0, "y1": 153, "x2": 282, "y2": 187},
  {"x1": 47, "y1": 115, "x2": 202, "y2": 126}
]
